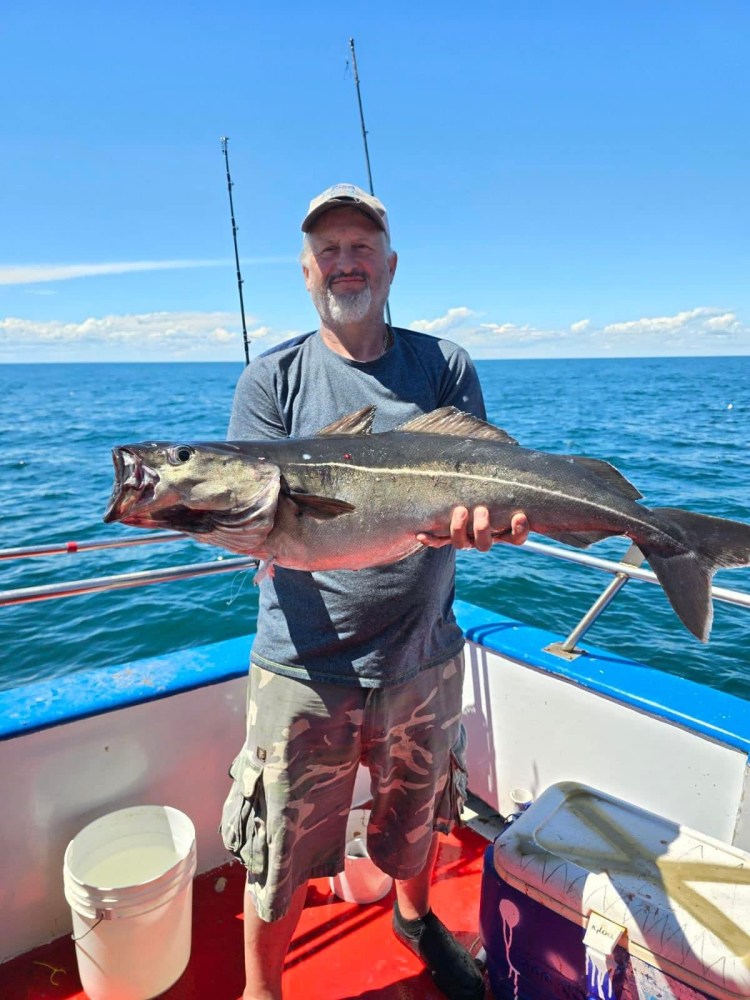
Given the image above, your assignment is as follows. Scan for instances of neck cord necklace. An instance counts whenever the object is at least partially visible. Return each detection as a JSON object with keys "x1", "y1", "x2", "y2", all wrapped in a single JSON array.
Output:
[{"x1": 380, "y1": 325, "x2": 393, "y2": 358}]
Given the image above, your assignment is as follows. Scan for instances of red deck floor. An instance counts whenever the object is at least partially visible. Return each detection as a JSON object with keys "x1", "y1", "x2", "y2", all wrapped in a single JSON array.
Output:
[{"x1": 1, "y1": 826, "x2": 494, "y2": 1000}]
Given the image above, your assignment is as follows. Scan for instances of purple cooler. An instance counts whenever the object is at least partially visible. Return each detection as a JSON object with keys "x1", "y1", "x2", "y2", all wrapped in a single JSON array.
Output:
[{"x1": 479, "y1": 782, "x2": 750, "y2": 1000}]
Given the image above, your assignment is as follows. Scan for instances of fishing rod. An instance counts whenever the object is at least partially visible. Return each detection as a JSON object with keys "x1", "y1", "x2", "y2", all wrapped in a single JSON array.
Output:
[
  {"x1": 348, "y1": 38, "x2": 393, "y2": 328},
  {"x1": 220, "y1": 136, "x2": 250, "y2": 365}
]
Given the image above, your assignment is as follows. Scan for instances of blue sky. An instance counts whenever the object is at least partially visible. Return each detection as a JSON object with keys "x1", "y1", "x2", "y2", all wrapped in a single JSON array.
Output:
[{"x1": 2, "y1": 1, "x2": 748, "y2": 362}]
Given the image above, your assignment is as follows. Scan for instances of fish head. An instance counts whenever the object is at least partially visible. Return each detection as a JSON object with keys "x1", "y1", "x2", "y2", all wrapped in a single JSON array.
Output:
[{"x1": 103, "y1": 442, "x2": 282, "y2": 554}]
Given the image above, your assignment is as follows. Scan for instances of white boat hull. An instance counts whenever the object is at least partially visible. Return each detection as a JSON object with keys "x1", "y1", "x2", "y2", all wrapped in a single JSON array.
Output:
[{"x1": 1, "y1": 600, "x2": 749, "y2": 963}]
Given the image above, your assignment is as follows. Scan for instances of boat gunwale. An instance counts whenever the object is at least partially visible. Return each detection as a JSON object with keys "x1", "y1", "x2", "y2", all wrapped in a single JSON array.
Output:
[{"x1": 2, "y1": 600, "x2": 749, "y2": 757}]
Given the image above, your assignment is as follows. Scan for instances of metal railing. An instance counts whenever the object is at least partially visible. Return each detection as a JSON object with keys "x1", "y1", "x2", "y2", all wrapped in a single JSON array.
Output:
[
  {"x1": 0, "y1": 530, "x2": 186, "y2": 561},
  {"x1": 519, "y1": 538, "x2": 750, "y2": 658},
  {"x1": 0, "y1": 532, "x2": 258, "y2": 607},
  {"x1": 1, "y1": 534, "x2": 749, "y2": 655}
]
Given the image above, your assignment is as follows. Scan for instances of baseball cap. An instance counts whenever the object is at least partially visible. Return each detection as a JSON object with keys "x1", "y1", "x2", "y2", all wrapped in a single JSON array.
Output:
[{"x1": 301, "y1": 183, "x2": 390, "y2": 236}]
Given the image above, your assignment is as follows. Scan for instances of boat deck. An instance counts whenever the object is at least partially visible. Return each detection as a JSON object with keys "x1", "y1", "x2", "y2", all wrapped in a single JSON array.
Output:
[{"x1": 1, "y1": 825, "x2": 494, "y2": 1000}]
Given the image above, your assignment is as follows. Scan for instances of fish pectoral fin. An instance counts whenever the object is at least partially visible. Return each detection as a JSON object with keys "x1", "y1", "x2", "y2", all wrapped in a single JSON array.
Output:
[
  {"x1": 395, "y1": 407, "x2": 519, "y2": 444},
  {"x1": 253, "y1": 559, "x2": 276, "y2": 584},
  {"x1": 560, "y1": 455, "x2": 643, "y2": 500},
  {"x1": 289, "y1": 491, "x2": 356, "y2": 519},
  {"x1": 316, "y1": 406, "x2": 376, "y2": 436},
  {"x1": 544, "y1": 528, "x2": 619, "y2": 549}
]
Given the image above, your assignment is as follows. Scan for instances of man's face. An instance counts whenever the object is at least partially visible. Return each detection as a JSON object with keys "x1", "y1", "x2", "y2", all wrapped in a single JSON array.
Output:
[{"x1": 302, "y1": 207, "x2": 397, "y2": 328}]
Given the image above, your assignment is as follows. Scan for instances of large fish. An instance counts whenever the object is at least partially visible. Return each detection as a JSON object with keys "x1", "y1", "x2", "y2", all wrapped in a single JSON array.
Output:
[{"x1": 103, "y1": 406, "x2": 750, "y2": 641}]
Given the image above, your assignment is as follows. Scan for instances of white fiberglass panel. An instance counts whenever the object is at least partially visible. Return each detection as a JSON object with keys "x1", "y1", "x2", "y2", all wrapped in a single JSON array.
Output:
[{"x1": 462, "y1": 642, "x2": 748, "y2": 845}]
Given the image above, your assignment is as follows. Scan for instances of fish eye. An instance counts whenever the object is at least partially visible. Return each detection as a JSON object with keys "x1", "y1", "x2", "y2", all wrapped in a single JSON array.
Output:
[{"x1": 168, "y1": 445, "x2": 194, "y2": 465}]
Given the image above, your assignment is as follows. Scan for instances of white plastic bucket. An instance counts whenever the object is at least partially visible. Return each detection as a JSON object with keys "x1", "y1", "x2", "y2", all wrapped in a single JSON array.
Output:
[
  {"x1": 63, "y1": 805, "x2": 197, "y2": 1000},
  {"x1": 329, "y1": 806, "x2": 393, "y2": 905}
]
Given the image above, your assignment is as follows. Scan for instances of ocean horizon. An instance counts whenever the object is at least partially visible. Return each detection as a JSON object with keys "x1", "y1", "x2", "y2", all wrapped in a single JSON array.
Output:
[{"x1": 3, "y1": 353, "x2": 750, "y2": 364}]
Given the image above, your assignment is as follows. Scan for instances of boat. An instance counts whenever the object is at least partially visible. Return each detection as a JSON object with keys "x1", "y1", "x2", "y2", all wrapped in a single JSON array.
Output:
[{"x1": 2, "y1": 532, "x2": 750, "y2": 999}]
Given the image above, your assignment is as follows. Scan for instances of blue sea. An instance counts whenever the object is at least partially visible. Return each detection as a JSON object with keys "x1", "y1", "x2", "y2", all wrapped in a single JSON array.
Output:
[{"x1": 1, "y1": 358, "x2": 749, "y2": 698}]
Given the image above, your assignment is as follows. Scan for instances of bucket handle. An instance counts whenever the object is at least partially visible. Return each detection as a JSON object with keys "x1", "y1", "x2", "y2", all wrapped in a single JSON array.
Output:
[{"x1": 71, "y1": 914, "x2": 104, "y2": 942}]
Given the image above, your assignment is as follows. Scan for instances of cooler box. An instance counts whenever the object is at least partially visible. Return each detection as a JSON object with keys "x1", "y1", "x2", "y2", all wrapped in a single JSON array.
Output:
[{"x1": 479, "y1": 782, "x2": 750, "y2": 1000}]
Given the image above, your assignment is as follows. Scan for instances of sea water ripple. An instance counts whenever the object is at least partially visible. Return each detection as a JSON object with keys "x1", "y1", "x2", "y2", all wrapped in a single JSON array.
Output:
[{"x1": 1, "y1": 357, "x2": 748, "y2": 697}]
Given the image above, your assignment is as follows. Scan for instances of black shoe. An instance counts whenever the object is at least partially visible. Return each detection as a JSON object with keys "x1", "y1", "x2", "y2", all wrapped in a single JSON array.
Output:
[{"x1": 392, "y1": 900, "x2": 485, "y2": 1000}]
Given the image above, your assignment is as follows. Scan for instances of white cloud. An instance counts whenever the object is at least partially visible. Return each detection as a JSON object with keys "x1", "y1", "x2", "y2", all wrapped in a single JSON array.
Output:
[
  {"x1": 477, "y1": 322, "x2": 553, "y2": 345},
  {"x1": 409, "y1": 308, "x2": 560, "y2": 352},
  {"x1": 410, "y1": 307, "x2": 475, "y2": 335},
  {"x1": 3, "y1": 311, "x2": 216, "y2": 343},
  {"x1": 705, "y1": 313, "x2": 742, "y2": 332},
  {"x1": 601, "y1": 306, "x2": 739, "y2": 338},
  {"x1": 3, "y1": 304, "x2": 748, "y2": 363},
  {"x1": 0, "y1": 311, "x2": 308, "y2": 362},
  {"x1": 408, "y1": 305, "x2": 750, "y2": 358},
  {"x1": 0, "y1": 257, "x2": 297, "y2": 286}
]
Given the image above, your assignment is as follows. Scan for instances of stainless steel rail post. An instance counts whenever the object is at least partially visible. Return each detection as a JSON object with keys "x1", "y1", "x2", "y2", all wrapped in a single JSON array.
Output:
[{"x1": 545, "y1": 543, "x2": 646, "y2": 660}]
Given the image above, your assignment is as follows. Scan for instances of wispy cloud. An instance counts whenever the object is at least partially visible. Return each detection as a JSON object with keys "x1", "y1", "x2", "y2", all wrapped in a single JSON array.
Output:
[
  {"x1": 408, "y1": 306, "x2": 750, "y2": 357},
  {"x1": 0, "y1": 257, "x2": 296, "y2": 287}
]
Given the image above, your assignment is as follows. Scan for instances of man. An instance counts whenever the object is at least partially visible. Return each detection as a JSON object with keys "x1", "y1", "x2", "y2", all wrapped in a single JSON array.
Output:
[{"x1": 222, "y1": 183, "x2": 528, "y2": 1000}]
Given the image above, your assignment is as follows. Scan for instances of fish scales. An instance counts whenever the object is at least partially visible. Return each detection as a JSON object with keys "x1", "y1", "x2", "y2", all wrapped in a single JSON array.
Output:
[
  {"x1": 103, "y1": 406, "x2": 750, "y2": 642},
  {"x1": 271, "y1": 434, "x2": 674, "y2": 554}
]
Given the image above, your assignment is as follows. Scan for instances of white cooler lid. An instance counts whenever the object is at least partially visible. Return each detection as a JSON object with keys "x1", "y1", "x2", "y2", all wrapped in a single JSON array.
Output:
[{"x1": 493, "y1": 782, "x2": 750, "y2": 1000}]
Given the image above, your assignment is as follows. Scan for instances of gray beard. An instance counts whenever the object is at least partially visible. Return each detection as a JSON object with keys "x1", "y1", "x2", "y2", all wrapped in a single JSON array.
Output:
[{"x1": 313, "y1": 284, "x2": 373, "y2": 326}]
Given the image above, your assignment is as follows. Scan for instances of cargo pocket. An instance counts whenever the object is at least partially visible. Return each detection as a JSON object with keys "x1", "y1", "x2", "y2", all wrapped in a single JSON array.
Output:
[
  {"x1": 433, "y1": 727, "x2": 469, "y2": 832},
  {"x1": 448, "y1": 746, "x2": 469, "y2": 826},
  {"x1": 220, "y1": 748, "x2": 268, "y2": 878}
]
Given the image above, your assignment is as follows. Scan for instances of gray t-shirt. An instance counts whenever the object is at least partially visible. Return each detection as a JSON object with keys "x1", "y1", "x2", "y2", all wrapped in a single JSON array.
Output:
[{"x1": 228, "y1": 326, "x2": 486, "y2": 688}]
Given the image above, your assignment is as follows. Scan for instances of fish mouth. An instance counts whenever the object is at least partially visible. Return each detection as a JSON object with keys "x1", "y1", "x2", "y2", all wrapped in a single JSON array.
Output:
[{"x1": 103, "y1": 447, "x2": 160, "y2": 523}]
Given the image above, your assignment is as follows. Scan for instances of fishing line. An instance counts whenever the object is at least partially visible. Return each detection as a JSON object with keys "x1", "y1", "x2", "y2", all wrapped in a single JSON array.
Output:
[{"x1": 225, "y1": 566, "x2": 254, "y2": 606}]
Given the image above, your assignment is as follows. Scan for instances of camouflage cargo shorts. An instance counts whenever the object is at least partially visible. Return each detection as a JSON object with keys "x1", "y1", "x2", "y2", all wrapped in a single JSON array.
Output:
[{"x1": 220, "y1": 654, "x2": 467, "y2": 921}]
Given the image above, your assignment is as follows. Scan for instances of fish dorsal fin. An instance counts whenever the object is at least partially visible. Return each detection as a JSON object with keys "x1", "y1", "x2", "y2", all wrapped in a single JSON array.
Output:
[
  {"x1": 561, "y1": 455, "x2": 643, "y2": 500},
  {"x1": 396, "y1": 407, "x2": 518, "y2": 444},
  {"x1": 317, "y1": 406, "x2": 376, "y2": 437}
]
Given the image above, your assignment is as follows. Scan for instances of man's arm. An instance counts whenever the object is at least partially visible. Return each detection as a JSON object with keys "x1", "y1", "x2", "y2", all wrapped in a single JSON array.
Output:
[{"x1": 228, "y1": 363, "x2": 288, "y2": 440}]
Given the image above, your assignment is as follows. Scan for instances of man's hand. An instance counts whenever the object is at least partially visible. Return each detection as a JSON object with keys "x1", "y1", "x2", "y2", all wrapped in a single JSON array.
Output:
[{"x1": 417, "y1": 508, "x2": 529, "y2": 552}]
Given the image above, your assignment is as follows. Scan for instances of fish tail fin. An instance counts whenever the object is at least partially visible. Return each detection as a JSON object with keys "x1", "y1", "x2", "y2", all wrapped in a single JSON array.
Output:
[
  {"x1": 643, "y1": 508, "x2": 750, "y2": 642},
  {"x1": 643, "y1": 549, "x2": 714, "y2": 642}
]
